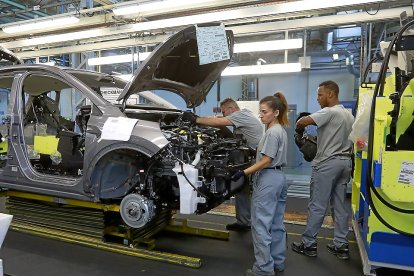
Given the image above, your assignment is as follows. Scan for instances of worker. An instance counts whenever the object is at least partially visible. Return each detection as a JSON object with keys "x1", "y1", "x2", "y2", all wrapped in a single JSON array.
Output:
[
  {"x1": 183, "y1": 98, "x2": 263, "y2": 231},
  {"x1": 232, "y1": 92, "x2": 288, "y2": 276},
  {"x1": 291, "y1": 80, "x2": 354, "y2": 260}
]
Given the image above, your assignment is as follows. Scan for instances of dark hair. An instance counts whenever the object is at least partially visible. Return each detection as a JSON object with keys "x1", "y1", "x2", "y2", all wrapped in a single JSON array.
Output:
[
  {"x1": 259, "y1": 92, "x2": 289, "y2": 126},
  {"x1": 220, "y1": 98, "x2": 239, "y2": 109},
  {"x1": 319, "y1": 80, "x2": 339, "y2": 96}
]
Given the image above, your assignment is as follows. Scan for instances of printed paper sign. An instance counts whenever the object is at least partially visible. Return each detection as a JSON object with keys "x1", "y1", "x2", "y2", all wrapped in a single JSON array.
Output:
[
  {"x1": 101, "y1": 117, "x2": 138, "y2": 141},
  {"x1": 196, "y1": 24, "x2": 230, "y2": 65},
  {"x1": 398, "y1": 161, "x2": 414, "y2": 185}
]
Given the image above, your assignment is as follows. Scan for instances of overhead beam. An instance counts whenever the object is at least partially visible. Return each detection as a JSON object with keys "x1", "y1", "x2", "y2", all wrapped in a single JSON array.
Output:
[
  {"x1": 0, "y1": 13, "x2": 113, "y2": 41},
  {"x1": 231, "y1": 6, "x2": 413, "y2": 35},
  {"x1": 127, "y1": 0, "x2": 390, "y2": 33},
  {"x1": 0, "y1": 0, "x2": 396, "y2": 44},
  {"x1": 8, "y1": 4, "x2": 411, "y2": 58},
  {"x1": 1, "y1": 0, "x2": 398, "y2": 50},
  {"x1": 0, "y1": 0, "x2": 258, "y2": 40},
  {"x1": 13, "y1": 5, "x2": 412, "y2": 59},
  {"x1": 15, "y1": 34, "x2": 170, "y2": 59},
  {"x1": 0, "y1": 1, "x2": 74, "y2": 20},
  {"x1": 0, "y1": 0, "x2": 48, "y2": 17},
  {"x1": 93, "y1": 0, "x2": 112, "y2": 5}
]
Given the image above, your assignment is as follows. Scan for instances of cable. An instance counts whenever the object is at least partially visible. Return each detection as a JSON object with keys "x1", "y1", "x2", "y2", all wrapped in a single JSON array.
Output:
[
  {"x1": 364, "y1": 19, "x2": 414, "y2": 235},
  {"x1": 179, "y1": 163, "x2": 209, "y2": 199},
  {"x1": 361, "y1": 55, "x2": 382, "y2": 85},
  {"x1": 364, "y1": 3, "x2": 380, "y2": 16},
  {"x1": 367, "y1": 19, "x2": 414, "y2": 212},
  {"x1": 165, "y1": 147, "x2": 209, "y2": 199},
  {"x1": 366, "y1": 181, "x2": 414, "y2": 235}
]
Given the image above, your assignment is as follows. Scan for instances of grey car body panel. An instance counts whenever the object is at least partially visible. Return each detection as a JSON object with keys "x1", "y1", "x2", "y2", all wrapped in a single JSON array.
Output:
[
  {"x1": 1, "y1": 71, "x2": 89, "y2": 200},
  {"x1": 0, "y1": 25, "x2": 240, "y2": 217},
  {"x1": 117, "y1": 25, "x2": 234, "y2": 108},
  {"x1": 0, "y1": 64, "x2": 169, "y2": 201}
]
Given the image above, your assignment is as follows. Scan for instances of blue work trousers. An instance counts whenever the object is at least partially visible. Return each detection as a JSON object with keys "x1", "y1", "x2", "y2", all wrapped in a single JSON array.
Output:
[
  {"x1": 302, "y1": 157, "x2": 352, "y2": 248},
  {"x1": 251, "y1": 169, "x2": 287, "y2": 276},
  {"x1": 235, "y1": 177, "x2": 251, "y2": 226}
]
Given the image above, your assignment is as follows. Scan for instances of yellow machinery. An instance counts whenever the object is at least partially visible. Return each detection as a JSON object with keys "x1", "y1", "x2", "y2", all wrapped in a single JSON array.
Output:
[{"x1": 352, "y1": 20, "x2": 414, "y2": 275}]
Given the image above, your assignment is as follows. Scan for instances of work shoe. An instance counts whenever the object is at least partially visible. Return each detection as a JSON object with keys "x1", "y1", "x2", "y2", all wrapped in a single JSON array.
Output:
[
  {"x1": 226, "y1": 222, "x2": 251, "y2": 232},
  {"x1": 245, "y1": 269, "x2": 273, "y2": 276},
  {"x1": 245, "y1": 269, "x2": 256, "y2": 276},
  {"x1": 291, "y1": 241, "x2": 317, "y2": 257},
  {"x1": 274, "y1": 263, "x2": 285, "y2": 272},
  {"x1": 327, "y1": 243, "x2": 350, "y2": 260}
]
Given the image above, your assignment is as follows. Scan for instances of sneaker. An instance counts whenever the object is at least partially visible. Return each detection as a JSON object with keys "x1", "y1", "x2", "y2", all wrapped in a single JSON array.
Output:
[
  {"x1": 291, "y1": 241, "x2": 317, "y2": 257},
  {"x1": 226, "y1": 222, "x2": 251, "y2": 232},
  {"x1": 327, "y1": 243, "x2": 350, "y2": 260}
]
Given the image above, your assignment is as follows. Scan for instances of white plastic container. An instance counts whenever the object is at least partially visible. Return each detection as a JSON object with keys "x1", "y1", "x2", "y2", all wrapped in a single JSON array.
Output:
[
  {"x1": 0, "y1": 213, "x2": 12, "y2": 248},
  {"x1": 172, "y1": 163, "x2": 203, "y2": 214},
  {"x1": 0, "y1": 213, "x2": 13, "y2": 276}
]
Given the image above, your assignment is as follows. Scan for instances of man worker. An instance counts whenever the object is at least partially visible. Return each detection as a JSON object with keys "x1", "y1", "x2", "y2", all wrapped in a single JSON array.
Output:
[
  {"x1": 291, "y1": 80, "x2": 354, "y2": 259},
  {"x1": 184, "y1": 98, "x2": 263, "y2": 231}
]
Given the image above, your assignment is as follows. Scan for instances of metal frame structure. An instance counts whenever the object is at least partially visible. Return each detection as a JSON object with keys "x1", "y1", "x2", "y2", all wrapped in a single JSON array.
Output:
[{"x1": 2, "y1": 190, "x2": 230, "y2": 268}]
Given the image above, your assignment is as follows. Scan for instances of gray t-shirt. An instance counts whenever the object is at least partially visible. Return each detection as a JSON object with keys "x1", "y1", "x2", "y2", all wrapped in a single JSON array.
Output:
[
  {"x1": 256, "y1": 124, "x2": 287, "y2": 167},
  {"x1": 227, "y1": 108, "x2": 264, "y2": 149},
  {"x1": 310, "y1": 104, "x2": 354, "y2": 165}
]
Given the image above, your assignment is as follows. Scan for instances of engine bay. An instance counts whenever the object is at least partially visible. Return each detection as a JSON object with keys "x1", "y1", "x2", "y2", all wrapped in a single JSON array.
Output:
[{"x1": 118, "y1": 110, "x2": 253, "y2": 227}]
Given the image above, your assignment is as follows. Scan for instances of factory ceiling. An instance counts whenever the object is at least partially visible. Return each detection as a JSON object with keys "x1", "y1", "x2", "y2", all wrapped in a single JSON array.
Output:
[{"x1": 0, "y1": 0, "x2": 412, "y2": 74}]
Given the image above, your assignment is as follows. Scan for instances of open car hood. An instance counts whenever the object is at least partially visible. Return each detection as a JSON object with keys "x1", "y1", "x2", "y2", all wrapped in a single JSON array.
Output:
[{"x1": 117, "y1": 25, "x2": 234, "y2": 108}]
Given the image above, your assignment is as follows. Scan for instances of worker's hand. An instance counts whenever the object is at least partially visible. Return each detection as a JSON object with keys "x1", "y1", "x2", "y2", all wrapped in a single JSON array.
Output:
[
  {"x1": 182, "y1": 111, "x2": 198, "y2": 125},
  {"x1": 231, "y1": 170, "x2": 245, "y2": 181}
]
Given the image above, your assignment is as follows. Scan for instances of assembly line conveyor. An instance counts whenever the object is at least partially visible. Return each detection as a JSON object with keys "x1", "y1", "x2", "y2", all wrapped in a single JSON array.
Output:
[{"x1": 0, "y1": 190, "x2": 230, "y2": 268}]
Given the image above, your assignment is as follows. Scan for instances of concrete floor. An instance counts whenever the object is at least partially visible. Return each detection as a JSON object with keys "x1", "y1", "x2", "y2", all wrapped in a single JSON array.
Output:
[
  {"x1": 1, "y1": 216, "x2": 413, "y2": 276},
  {"x1": 0, "y1": 214, "x2": 364, "y2": 276},
  {"x1": 0, "y1": 189, "x2": 413, "y2": 275}
]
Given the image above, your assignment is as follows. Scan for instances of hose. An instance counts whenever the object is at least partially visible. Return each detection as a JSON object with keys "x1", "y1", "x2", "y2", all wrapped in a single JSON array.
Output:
[{"x1": 365, "y1": 19, "x2": 414, "y2": 235}]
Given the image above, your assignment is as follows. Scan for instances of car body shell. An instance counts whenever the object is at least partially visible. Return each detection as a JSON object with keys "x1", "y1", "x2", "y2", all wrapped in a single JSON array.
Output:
[{"x1": 0, "y1": 25, "x2": 250, "y2": 228}]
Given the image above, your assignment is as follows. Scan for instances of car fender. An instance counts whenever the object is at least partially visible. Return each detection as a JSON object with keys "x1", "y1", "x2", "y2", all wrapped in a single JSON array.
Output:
[{"x1": 84, "y1": 139, "x2": 167, "y2": 200}]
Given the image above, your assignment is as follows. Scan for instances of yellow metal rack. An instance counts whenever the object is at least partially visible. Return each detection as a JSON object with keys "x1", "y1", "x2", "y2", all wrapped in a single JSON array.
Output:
[{"x1": 0, "y1": 190, "x2": 230, "y2": 268}]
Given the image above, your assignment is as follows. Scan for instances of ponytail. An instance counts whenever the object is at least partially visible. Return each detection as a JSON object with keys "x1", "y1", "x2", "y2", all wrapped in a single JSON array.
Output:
[
  {"x1": 259, "y1": 92, "x2": 289, "y2": 126},
  {"x1": 274, "y1": 92, "x2": 289, "y2": 126}
]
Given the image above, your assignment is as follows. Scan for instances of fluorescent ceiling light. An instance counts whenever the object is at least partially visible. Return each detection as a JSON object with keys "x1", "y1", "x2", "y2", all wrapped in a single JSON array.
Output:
[
  {"x1": 87, "y1": 52, "x2": 151, "y2": 66},
  {"x1": 12, "y1": 29, "x2": 107, "y2": 48},
  {"x1": 234, "y1": 39, "x2": 303, "y2": 53},
  {"x1": 113, "y1": 0, "x2": 215, "y2": 16},
  {"x1": 2, "y1": 16, "x2": 79, "y2": 34},
  {"x1": 131, "y1": 0, "x2": 386, "y2": 32},
  {"x1": 87, "y1": 38, "x2": 301, "y2": 66},
  {"x1": 113, "y1": 0, "x2": 386, "y2": 17},
  {"x1": 2, "y1": 0, "x2": 389, "y2": 49},
  {"x1": 221, "y1": 63, "x2": 301, "y2": 76}
]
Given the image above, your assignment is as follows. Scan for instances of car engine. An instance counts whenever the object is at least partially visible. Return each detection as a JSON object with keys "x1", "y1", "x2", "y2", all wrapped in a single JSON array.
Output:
[{"x1": 119, "y1": 109, "x2": 253, "y2": 228}]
